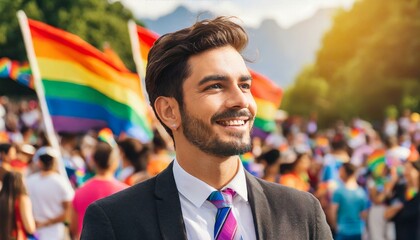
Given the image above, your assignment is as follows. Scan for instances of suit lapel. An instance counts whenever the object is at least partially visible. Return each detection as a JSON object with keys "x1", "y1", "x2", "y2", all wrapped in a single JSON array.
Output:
[
  {"x1": 246, "y1": 171, "x2": 272, "y2": 240},
  {"x1": 154, "y1": 162, "x2": 187, "y2": 240}
]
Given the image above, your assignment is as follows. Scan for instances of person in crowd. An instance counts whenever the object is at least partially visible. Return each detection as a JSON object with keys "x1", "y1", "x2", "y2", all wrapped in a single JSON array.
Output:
[
  {"x1": 279, "y1": 150, "x2": 311, "y2": 192},
  {"x1": 0, "y1": 143, "x2": 17, "y2": 188},
  {"x1": 385, "y1": 136, "x2": 411, "y2": 167},
  {"x1": 70, "y1": 142, "x2": 128, "y2": 239},
  {"x1": 147, "y1": 130, "x2": 173, "y2": 176},
  {"x1": 117, "y1": 137, "x2": 150, "y2": 185},
  {"x1": 130, "y1": 145, "x2": 153, "y2": 184},
  {"x1": 10, "y1": 144, "x2": 36, "y2": 175},
  {"x1": 331, "y1": 162, "x2": 369, "y2": 240},
  {"x1": 385, "y1": 160, "x2": 420, "y2": 240},
  {"x1": 255, "y1": 149, "x2": 281, "y2": 183},
  {"x1": 61, "y1": 134, "x2": 86, "y2": 188},
  {"x1": 26, "y1": 147, "x2": 74, "y2": 240},
  {"x1": 5, "y1": 113, "x2": 23, "y2": 144},
  {"x1": 82, "y1": 16, "x2": 331, "y2": 239},
  {"x1": 0, "y1": 171, "x2": 36, "y2": 240},
  {"x1": 317, "y1": 134, "x2": 350, "y2": 229},
  {"x1": 76, "y1": 134, "x2": 97, "y2": 185},
  {"x1": 366, "y1": 150, "x2": 396, "y2": 240}
]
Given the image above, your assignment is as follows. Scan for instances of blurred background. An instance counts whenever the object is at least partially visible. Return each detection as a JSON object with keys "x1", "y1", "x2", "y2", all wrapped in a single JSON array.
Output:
[{"x1": 2, "y1": 0, "x2": 419, "y2": 127}]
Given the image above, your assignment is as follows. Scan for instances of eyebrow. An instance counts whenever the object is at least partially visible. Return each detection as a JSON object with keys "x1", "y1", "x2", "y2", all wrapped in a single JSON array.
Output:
[{"x1": 198, "y1": 74, "x2": 252, "y2": 86}]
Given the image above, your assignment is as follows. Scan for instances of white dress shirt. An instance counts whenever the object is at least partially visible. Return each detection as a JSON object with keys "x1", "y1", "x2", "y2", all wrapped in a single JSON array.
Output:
[{"x1": 173, "y1": 158, "x2": 257, "y2": 240}]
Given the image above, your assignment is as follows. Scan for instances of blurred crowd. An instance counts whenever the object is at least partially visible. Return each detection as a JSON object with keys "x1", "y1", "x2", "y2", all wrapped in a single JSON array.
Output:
[{"x1": 0, "y1": 96, "x2": 419, "y2": 240}]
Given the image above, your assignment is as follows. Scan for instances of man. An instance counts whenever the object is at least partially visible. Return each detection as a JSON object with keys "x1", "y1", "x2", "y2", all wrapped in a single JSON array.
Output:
[
  {"x1": 331, "y1": 163, "x2": 368, "y2": 240},
  {"x1": 82, "y1": 17, "x2": 332, "y2": 240},
  {"x1": 71, "y1": 142, "x2": 128, "y2": 239},
  {"x1": 26, "y1": 147, "x2": 75, "y2": 240}
]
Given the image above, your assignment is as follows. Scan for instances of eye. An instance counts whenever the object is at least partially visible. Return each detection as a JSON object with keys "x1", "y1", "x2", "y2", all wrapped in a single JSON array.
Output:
[
  {"x1": 240, "y1": 83, "x2": 251, "y2": 90},
  {"x1": 205, "y1": 83, "x2": 223, "y2": 90}
]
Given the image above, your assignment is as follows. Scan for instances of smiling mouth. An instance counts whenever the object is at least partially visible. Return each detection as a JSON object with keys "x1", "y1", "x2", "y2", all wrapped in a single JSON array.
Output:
[{"x1": 216, "y1": 119, "x2": 248, "y2": 127}]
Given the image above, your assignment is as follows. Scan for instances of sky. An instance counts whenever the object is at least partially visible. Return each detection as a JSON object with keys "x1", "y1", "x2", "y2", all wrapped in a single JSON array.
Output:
[{"x1": 120, "y1": 0, "x2": 355, "y2": 28}]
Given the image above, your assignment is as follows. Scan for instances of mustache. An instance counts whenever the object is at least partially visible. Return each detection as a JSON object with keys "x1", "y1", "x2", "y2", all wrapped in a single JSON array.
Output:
[{"x1": 211, "y1": 109, "x2": 254, "y2": 123}]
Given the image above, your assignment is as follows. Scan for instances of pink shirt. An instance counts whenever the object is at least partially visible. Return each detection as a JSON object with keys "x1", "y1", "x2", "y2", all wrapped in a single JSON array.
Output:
[{"x1": 73, "y1": 178, "x2": 128, "y2": 234}]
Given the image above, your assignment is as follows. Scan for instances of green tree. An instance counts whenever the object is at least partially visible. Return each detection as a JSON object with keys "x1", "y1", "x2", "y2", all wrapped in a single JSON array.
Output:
[
  {"x1": 286, "y1": 0, "x2": 420, "y2": 125},
  {"x1": 282, "y1": 65, "x2": 329, "y2": 120},
  {"x1": 0, "y1": 0, "x2": 139, "y2": 70}
]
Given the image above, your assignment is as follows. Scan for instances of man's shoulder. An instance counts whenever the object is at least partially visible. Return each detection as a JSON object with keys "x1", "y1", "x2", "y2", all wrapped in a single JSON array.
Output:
[
  {"x1": 255, "y1": 176, "x2": 309, "y2": 194},
  {"x1": 252, "y1": 176, "x2": 318, "y2": 208}
]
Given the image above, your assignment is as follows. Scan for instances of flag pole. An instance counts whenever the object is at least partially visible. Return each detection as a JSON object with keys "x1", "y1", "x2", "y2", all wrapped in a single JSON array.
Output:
[
  {"x1": 17, "y1": 11, "x2": 67, "y2": 178},
  {"x1": 128, "y1": 20, "x2": 149, "y2": 103}
]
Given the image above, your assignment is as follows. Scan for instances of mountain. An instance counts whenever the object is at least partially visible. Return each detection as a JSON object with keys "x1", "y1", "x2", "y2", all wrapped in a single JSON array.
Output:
[{"x1": 140, "y1": 6, "x2": 336, "y2": 87}]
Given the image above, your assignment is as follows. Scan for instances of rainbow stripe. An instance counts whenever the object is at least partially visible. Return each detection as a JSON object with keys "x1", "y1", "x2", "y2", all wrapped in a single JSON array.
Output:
[
  {"x1": 367, "y1": 149, "x2": 386, "y2": 181},
  {"x1": 0, "y1": 58, "x2": 33, "y2": 88},
  {"x1": 0, "y1": 58, "x2": 11, "y2": 77},
  {"x1": 98, "y1": 128, "x2": 117, "y2": 147},
  {"x1": 250, "y1": 70, "x2": 283, "y2": 132},
  {"x1": 136, "y1": 25, "x2": 159, "y2": 73},
  {"x1": 28, "y1": 19, "x2": 153, "y2": 141}
]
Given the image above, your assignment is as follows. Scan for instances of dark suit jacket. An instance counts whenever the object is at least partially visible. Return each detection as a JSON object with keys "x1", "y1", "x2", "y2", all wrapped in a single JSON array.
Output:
[{"x1": 81, "y1": 162, "x2": 332, "y2": 240}]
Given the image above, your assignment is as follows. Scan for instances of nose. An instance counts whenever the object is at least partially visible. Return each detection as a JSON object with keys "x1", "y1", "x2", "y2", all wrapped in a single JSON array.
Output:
[{"x1": 225, "y1": 85, "x2": 251, "y2": 109}]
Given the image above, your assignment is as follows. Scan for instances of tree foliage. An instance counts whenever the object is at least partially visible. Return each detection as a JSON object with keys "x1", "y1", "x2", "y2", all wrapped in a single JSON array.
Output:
[
  {"x1": 0, "y1": 0, "x2": 139, "y2": 70},
  {"x1": 283, "y1": 0, "x2": 420, "y2": 126}
]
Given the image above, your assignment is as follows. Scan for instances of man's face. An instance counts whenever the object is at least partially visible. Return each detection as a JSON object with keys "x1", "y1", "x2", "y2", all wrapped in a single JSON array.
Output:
[{"x1": 179, "y1": 45, "x2": 257, "y2": 157}]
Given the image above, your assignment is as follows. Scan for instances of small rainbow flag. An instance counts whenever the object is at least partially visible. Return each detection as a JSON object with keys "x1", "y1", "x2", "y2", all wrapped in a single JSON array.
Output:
[
  {"x1": 367, "y1": 149, "x2": 387, "y2": 181},
  {"x1": 0, "y1": 57, "x2": 34, "y2": 88},
  {"x1": 98, "y1": 128, "x2": 117, "y2": 147},
  {"x1": 250, "y1": 70, "x2": 283, "y2": 133},
  {"x1": 0, "y1": 58, "x2": 11, "y2": 77}
]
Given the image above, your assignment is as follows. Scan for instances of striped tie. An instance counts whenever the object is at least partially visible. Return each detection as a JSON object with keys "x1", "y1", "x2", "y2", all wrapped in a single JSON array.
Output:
[{"x1": 207, "y1": 188, "x2": 240, "y2": 240}]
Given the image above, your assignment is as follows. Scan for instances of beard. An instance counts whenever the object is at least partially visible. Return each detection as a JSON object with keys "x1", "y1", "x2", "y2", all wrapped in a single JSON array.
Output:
[{"x1": 180, "y1": 107, "x2": 253, "y2": 157}]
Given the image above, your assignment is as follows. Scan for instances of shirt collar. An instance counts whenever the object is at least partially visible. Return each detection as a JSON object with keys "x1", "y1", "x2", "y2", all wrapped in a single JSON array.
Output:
[{"x1": 173, "y1": 158, "x2": 248, "y2": 208}]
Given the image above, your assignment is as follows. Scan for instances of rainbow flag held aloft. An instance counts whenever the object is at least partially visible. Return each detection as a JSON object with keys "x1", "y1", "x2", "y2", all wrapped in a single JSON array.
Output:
[
  {"x1": 98, "y1": 128, "x2": 117, "y2": 147},
  {"x1": 25, "y1": 19, "x2": 153, "y2": 142},
  {"x1": 0, "y1": 58, "x2": 33, "y2": 88},
  {"x1": 367, "y1": 149, "x2": 387, "y2": 183},
  {"x1": 136, "y1": 25, "x2": 159, "y2": 71},
  {"x1": 250, "y1": 70, "x2": 283, "y2": 133},
  {"x1": 0, "y1": 58, "x2": 11, "y2": 78}
]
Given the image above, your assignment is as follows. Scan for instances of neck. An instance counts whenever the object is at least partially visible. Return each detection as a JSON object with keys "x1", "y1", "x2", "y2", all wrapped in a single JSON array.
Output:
[
  {"x1": 40, "y1": 169, "x2": 55, "y2": 176},
  {"x1": 94, "y1": 170, "x2": 115, "y2": 180},
  {"x1": 176, "y1": 146, "x2": 240, "y2": 190},
  {"x1": 407, "y1": 178, "x2": 419, "y2": 189},
  {"x1": 344, "y1": 176, "x2": 358, "y2": 189}
]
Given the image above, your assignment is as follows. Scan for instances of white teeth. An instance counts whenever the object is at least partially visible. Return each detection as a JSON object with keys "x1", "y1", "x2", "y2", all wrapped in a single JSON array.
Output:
[{"x1": 219, "y1": 120, "x2": 245, "y2": 126}]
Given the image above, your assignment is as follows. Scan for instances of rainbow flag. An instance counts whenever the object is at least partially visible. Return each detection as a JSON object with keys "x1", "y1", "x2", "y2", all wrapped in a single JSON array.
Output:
[
  {"x1": 103, "y1": 43, "x2": 130, "y2": 72},
  {"x1": 250, "y1": 70, "x2": 283, "y2": 132},
  {"x1": 25, "y1": 19, "x2": 153, "y2": 141},
  {"x1": 136, "y1": 25, "x2": 159, "y2": 71},
  {"x1": 0, "y1": 58, "x2": 33, "y2": 88},
  {"x1": 367, "y1": 149, "x2": 387, "y2": 183},
  {"x1": 15, "y1": 62, "x2": 33, "y2": 88},
  {"x1": 98, "y1": 128, "x2": 117, "y2": 147},
  {"x1": 0, "y1": 58, "x2": 11, "y2": 77}
]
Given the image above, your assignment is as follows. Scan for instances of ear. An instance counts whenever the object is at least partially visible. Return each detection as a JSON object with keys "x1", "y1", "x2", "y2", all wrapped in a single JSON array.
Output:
[{"x1": 154, "y1": 96, "x2": 180, "y2": 131}]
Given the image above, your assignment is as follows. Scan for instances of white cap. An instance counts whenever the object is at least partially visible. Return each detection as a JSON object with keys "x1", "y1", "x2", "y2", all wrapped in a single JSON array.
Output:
[{"x1": 32, "y1": 146, "x2": 59, "y2": 162}]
